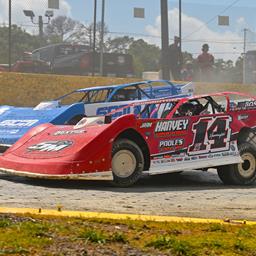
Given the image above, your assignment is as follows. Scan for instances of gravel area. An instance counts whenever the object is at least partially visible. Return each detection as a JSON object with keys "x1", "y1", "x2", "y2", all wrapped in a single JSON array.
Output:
[{"x1": 1, "y1": 169, "x2": 256, "y2": 221}]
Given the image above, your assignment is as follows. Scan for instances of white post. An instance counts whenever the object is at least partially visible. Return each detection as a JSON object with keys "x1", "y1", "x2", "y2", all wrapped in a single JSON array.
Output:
[
  {"x1": 243, "y1": 28, "x2": 247, "y2": 84},
  {"x1": 100, "y1": 0, "x2": 105, "y2": 76}
]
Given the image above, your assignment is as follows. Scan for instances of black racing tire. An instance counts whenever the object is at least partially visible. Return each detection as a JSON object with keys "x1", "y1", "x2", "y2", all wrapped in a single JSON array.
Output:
[
  {"x1": 217, "y1": 143, "x2": 256, "y2": 185},
  {"x1": 111, "y1": 139, "x2": 144, "y2": 187}
]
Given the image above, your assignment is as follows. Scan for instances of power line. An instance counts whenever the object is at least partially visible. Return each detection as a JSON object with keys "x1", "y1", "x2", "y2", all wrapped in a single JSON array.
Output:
[
  {"x1": 183, "y1": 0, "x2": 241, "y2": 40},
  {"x1": 107, "y1": 31, "x2": 256, "y2": 44},
  {"x1": 107, "y1": 31, "x2": 161, "y2": 39},
  {"x1": 5, "y1": 22, "x2": 256, "y2": 46},
  {"x1": 192, "y1": 51, "x2": 242, "y2": 55}
]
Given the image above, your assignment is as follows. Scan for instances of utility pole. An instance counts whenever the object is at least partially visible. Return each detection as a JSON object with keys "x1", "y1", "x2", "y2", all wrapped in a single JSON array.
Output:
[
  {"x1": 100, "y1": 0, "x2": 105, "y2": 76},
  {"x1": 179, "y1": 0, "x2": 182, "y2": 65},
  {"x1": 8, "y1": 0, "x2": 12, "y2": 71},
  {"x1": 243, "y1": 28, "x2": 248, "y2": 84},
  {"x1": 160, "y1": 0, "x2": 170, "y2": 80},
  {"x1": 39, "y1": 16, "x2": 44, "y2": 43},
  {"x1": 92, "y1": 0, "x2": 97, "y2": 76}
]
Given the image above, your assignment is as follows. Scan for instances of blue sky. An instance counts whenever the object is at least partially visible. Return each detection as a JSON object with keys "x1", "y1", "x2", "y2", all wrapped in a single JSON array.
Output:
[
  {"x1": 67, "y1": 0, "x2": 256, "y2": 33},
  {"x1": 64, "y1": 0, "x2": 256, "y2": 60}
]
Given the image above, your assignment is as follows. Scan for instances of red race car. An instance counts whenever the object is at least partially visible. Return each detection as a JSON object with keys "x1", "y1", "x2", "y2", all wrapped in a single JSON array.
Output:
[{"x1": 0, "y1": 92, "x2": 255, "y2": 187}]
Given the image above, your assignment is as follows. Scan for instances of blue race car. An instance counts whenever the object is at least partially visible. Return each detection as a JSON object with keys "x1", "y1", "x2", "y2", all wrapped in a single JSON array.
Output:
[{"x1": 0, "y1": 80, "x2": 193, "y2": 151}]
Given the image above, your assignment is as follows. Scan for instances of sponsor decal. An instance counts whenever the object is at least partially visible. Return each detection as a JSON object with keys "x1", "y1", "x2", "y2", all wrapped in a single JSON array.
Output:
[
  {"x1": 54, "y1": 130, "x2": 85, "y2": 136},
  {"x1": 0, "y1": 129, "x2": 19, "y2": 134},
  {"x1": 238, "y1": 114, "x2": 249, "y2": 121},
  {"x1": 153, "y1": 156, "x2": 164, "y2": 160},
  {"x1": 96, "y1": 105, "x2": 142, "y2": 118},
  {"x1": 155, "y1": 119, "x2": 189, "y2": 137},
  {"x1": 159, "y1": 139, "x2": 184, "y2": 148},
  {"x1": 152, "y1": 149, "x2": 238, "y2": 165},
  {"x1": 140, "y1": 122, "x2": 153, "y2": 128},
  {"x1": 230, "y1": 144, "x2": 236, "y2": 151},
  {"x1": 27, "y1": 140, "x2": 72, "y2": 152},
  {"x1": 155, "y1": 119, "x2": 189, "y2": 132},
  {"x1": 245, "y1": 100, "x2": 256, "y2": 108},
  {"x1": 237, "y1": 100, "x2": 256, "y2": 110},
  {"x1": 152, "y1": 159, "x2": 172, "y2": 164},
  {"x1": 0, "y1": 119, "x2": 38, "y2": 127}
]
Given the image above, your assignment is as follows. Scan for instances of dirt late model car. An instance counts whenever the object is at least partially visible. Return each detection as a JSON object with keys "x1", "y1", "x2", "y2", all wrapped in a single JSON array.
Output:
[
  {"x1": 0, "y1": 91, "x2": 255, "y2": 187},
  {"x1": 0, "y1": 80, "x2": 193, "y2": 152}
]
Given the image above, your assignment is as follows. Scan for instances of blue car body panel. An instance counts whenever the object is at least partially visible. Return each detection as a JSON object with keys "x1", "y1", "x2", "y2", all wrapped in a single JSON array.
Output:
[
  {"x1": 0, "y1": 103, "x2": 85, "y2": 146},
  {"x1": 0, "y1": 80, "x2": 193, "y2": 147}
]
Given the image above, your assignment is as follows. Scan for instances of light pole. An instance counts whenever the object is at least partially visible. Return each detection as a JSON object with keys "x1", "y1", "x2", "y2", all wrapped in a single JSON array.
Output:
[
  {"x1": 100, "y1": 0, "x2": 105, "y2": 76},
  {"x1": 23, "y1": 10, "x2": 54, "y2": 46},
  {"x1": 179, "y1": 0, "x2": 182, "y2": 64},
  {"x1": 243, "y1": 28, "x2": 248, "y2": 84},
  {"x1": 160, "y1": 0, "x2": 170, "y2": 80},
  {"x1": 8, "y1": 0, "x2": 12, "y2": 71},
  {"x1": 92, "y1": 0, "x2": 97, "y2": 76}
]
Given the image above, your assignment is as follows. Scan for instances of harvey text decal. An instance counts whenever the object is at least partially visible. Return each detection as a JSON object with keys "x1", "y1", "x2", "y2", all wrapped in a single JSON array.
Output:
[{"x1": 155, "y1": 119, "x2": 189, "y2": 136}]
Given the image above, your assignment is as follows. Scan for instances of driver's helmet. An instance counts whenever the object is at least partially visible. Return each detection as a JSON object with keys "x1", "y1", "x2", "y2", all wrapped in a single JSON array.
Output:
[{"x1": 178, "y1": 102, "x2": 195, "y2": 116}]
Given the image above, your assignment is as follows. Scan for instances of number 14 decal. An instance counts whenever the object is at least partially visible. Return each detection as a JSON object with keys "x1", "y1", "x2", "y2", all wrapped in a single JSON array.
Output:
[{"x1": 188, "y1": 116, "x2": 232, "y2": 155}]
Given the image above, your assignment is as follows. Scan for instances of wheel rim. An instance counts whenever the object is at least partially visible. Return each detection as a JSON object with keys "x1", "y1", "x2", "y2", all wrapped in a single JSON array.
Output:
[
  {"x1": 238, "y1": 152, "x2": 256, "y2": 178},
  {"x1": 112, "y1": 150, "x2": 136, "y2": 178}
]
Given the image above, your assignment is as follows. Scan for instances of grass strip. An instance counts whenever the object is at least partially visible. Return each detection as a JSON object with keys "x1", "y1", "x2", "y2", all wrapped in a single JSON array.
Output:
[{"x1": 0, "y1": 213, "x2": 256, "y2": 256}]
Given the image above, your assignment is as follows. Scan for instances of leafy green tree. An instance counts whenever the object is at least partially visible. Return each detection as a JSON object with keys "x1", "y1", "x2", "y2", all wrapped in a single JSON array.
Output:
[
  {"x1": 105, "y1": 36, "x2": 134, "y2": 54},
  {"x1": 0, "y1": 25, "x2": 43, "y2": 63},
  {"x1": 128, "y1": 39, "x2": 160, "y2": 76},
  {"x1": 104, "y1": 36, "x2": 160, "y2": 76}
]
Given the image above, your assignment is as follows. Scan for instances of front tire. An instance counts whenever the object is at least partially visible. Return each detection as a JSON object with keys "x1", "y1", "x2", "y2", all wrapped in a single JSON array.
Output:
[
  {"x1": 217, "y1": 143, "x2": 256, "y2": 185},
  {"x1": 112, "y1": 139, "x2": 144, "y2": 187}
]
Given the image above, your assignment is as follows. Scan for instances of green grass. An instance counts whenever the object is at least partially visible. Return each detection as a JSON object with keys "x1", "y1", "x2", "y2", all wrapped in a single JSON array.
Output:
[
  {"x1": 79, "y1": 229, "x2": 107, "y2": 244},
  {"x1": 1, "y1": 214, "x2": 256, "y2": 255}
]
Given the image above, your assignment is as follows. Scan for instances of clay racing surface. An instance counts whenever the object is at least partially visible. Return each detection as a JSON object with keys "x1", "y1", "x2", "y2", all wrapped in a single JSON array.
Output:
[{"x1": 0, "y1": 169, "x2": 256, "y2": 221}]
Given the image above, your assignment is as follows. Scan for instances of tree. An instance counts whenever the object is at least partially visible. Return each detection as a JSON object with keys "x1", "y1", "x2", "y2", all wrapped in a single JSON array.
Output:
[
  {"x1": 105, "y1": 36, "x2": 134, "y2": 54},
  {"x1": 67, "y1": 22, "x2": 108, "y2": 50},
  {"x1": 128, "y1": 39, "x2": 161, "y2": 76},
  {"x1": 0, "y1": 25, "x2": 43, "y2": 63},
  {"x1": 105, "y1": 37, "x2": 161, "y2": 76},
  {"x1": 45, "y1": 16, "x2": 79, "y2": 43}
]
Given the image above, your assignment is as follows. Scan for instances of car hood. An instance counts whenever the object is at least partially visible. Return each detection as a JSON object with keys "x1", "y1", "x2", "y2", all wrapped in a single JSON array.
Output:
[
  {"x1": 5, "y1": 115, "x2": 136, "y2": 160},
  {"x1": 6, "y1": 123, "x2": 108, "y2": 160},
  {"x1": 0, "y1": 104, "x2": 76, "y2": 145}
]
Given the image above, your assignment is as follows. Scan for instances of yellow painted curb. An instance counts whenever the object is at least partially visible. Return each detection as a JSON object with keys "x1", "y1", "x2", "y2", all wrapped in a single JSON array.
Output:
[{"x1": 0, "y1": 207, "x2": 255, "y2": 225}]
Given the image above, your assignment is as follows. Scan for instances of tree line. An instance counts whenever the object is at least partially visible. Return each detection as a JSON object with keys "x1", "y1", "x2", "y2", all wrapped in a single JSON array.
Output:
[{"x1": 0, "y1": 15, "x2": 244, "y2": 82}]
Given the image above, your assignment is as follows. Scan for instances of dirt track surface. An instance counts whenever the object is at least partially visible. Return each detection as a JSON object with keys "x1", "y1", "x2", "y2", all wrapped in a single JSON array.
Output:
[{"x1": 1, "y1": 169, "x2": 256, "y2": 221}]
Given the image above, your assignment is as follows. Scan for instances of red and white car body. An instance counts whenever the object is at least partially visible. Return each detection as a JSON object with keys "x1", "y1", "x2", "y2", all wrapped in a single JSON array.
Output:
[{"x1": 0, "y1": 92, "x2": 255, "y2": 186}]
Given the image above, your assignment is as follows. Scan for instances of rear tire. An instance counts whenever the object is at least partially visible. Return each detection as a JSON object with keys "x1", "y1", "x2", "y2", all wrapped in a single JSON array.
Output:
[
  {"x1": 217, "y1": 143, "x2": 256, "y2": 185},
  {"x1": 112, "y1": 139, "x2": 144, "y2": 187}
]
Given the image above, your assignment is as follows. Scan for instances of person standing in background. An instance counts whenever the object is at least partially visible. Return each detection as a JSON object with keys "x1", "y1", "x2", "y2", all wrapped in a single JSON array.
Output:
[
  {"x1": 169, "y1": 36, "x2": 182, "y2": 81},
  {"x1": 197, "y1": 43, "x2": 214, "y2": 82}
]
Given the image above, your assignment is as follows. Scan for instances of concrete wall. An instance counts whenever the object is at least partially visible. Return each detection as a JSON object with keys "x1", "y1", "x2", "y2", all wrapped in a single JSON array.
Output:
[{"x1": 0, "y1": 72, "x2": 255, "y2": 106}]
